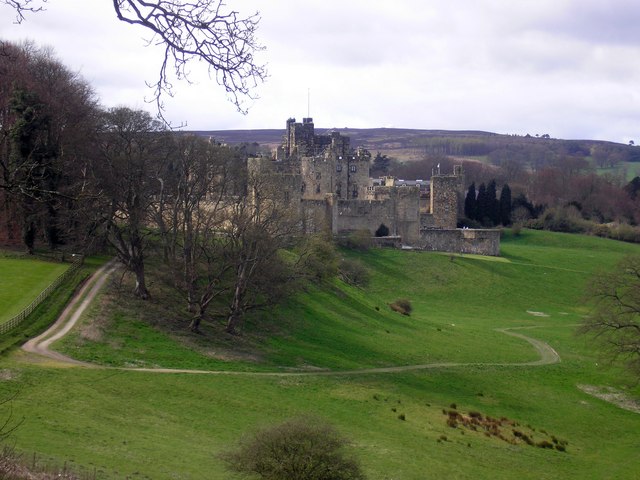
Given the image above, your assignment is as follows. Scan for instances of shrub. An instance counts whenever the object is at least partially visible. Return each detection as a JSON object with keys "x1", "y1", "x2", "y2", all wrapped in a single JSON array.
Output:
[
  {"x1": 390, "y1": 298, "x2": 412, "y2": 316},
  {"x1": 511, "y1": 224, "x2": 522, "y2": 236},
  {"x1": 397, "y1": 413, "x2": 406, "y2": 421},
  {"x1": 338, "y1": 258, "x2": 371, "y2": 287},
  {"x1": 0, "y1": 446, "x2": 81, "y2": 479},
  {"x1": 222, "y1": 416, "x2": 366, "y2": 480},
  {"x1": 301, "y1": 236, "x2": 339, "y2": 282},
  {"x1": 337, "y1": 230, "x2": 373, "y2": 251}
]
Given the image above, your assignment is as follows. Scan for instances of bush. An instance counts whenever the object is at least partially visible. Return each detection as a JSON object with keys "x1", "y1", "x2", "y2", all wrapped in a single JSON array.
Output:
[
  {"x1": 338, "y1": 258, "x2": 370, "y2": 287},
  {"x1": 222, "y1": 416, "x2": 366, "y2": 480},
  {"x1": 301, "y1": 236, "x2": 339, "y2": 282},
  {"x1": 337, "y1": 230, "x2": 373, "y2": 251},
  {"x1": 390, "y1": 298, "x2": 412, "y2": 316}
]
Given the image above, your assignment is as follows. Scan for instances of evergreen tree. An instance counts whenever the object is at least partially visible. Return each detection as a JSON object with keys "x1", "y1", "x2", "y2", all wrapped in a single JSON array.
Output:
[
  {"x1": 499, "y1": 183, "x2": 512, "y2": 226},
  {"x1": 464, "y1": 182, "x2": 477, "y2": 221},
  {"x1": 512, "y1": 193, "x2": 541, "y2": 220},
  {"x1": 476, "y1": 183, "x2": 488, "y2": 224},
  {"x1": 625, "y1": 176, "x2": 640, "y2": 200},
  {"x1": 372, "y1": 152, "x2": 391, "y2": 175},
  {"x1": 486, "y1": 180, "x2": 499, "y2": 226}
]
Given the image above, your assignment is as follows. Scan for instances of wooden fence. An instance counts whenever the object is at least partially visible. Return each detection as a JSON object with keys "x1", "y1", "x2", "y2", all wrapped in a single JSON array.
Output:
[{"x1": 0, "y1": 255, "x2": 84, "y2": 335}]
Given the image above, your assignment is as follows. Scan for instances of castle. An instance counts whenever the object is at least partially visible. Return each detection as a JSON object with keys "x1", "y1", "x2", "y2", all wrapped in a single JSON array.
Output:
[{"x1": 249, "y1": 117, "x2": 500, "y2": 256}]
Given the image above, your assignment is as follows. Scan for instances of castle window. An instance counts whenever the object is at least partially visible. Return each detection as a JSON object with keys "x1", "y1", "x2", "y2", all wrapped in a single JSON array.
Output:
[
  {"x1": 350, "y1": 165, "x2": 357, "y2": 173},
  {"x1": 316, "y1": 185, "x2": 321, "y2": 194},
  {"x1": 352, "y1": 189, "x2": 358, "y2": 198},
  {"x1": 284, "y1": 191, "x2": 290, "y2": 202},
  {"x1": 316, "y1": 172, "x2": 321, "y2": 180},
  {"x1": 301, "y1": 183, "x2": 306, "y2": 193},
  {"x1": 336, "y1": 164, "x2": 342, "y2": 172}
]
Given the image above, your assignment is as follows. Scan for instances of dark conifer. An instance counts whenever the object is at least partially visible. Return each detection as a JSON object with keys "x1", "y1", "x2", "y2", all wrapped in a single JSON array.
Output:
[
  {"x1": 499, "y1": 183, "x2": 512, "y2": 226},
  {"x1": 486, "y1": 180, "x2": 499, "y2": 226},
  {"x1": 476, "y1": 183, "x2": 488, "y2": 224},
  {"x1": 464, "y1": 182, "x2": 477, "y2": 221}
]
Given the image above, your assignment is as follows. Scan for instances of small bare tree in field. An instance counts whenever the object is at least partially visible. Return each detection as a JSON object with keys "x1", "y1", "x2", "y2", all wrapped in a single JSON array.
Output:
[
  {"x1": 223, "y1": 416, "x2": 366, "y2": 480},
  {"x1": 581, "y1": 255, "x2": 640, "y2": 378}
]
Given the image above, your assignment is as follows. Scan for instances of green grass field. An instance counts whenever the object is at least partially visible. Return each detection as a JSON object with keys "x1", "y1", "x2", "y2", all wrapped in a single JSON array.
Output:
[
  {"x1": 595, "y1": 160, "x2": 640, "y2": 181},
  {"x1": 0, "y1": 230, "x2": 639, "y2": 479},
  {"x1": 0, "y1": 257, "x2": 68, "y2": 324}
]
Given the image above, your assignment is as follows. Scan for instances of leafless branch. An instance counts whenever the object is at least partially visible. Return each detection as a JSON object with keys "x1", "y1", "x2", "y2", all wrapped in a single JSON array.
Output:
[
  {"x1": 581, "y1": 255, "x2": 640, "y2": 378},
  {"x1": 2, "y1": 0, "x2": 48, "y2": 23},
  {"x1": 112, "y1": 0, "x2": 267, "y2": 118}
]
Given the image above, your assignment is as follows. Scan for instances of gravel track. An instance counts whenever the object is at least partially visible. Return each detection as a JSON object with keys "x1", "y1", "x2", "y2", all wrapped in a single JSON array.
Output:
[{"x1": 21, "y1": 262, "x2": 561, "y2": 376}]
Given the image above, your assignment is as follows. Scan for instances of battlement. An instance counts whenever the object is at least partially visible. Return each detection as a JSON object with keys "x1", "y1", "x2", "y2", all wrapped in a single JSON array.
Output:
[{"x1": 257, "y1": 117, "x2": 499, "y2": 255}]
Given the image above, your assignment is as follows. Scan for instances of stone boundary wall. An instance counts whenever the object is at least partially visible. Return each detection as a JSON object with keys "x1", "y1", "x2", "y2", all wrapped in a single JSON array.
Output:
[{"x1": 418, "y1": 228, "x2": 501, "y2": 256}]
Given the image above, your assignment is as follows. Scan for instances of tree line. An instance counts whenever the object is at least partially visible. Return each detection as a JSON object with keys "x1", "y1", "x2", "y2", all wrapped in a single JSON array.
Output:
[
  {"x1": 0, "y1": 41, "x2": 316, "y2": 335},
  {"x1": 463, "y1": 180, "x2": 512, "y2": 227}
]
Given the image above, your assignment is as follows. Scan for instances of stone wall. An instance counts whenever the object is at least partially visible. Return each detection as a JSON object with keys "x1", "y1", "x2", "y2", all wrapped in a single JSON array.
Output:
[
  {"x1": 429, "y1": 173, "x2": 464, "y2": 229},
  {"x1": 335, "y1": 185, "x2": 420, "y2": 244},
  {"x1": 247, "y1": 157, "x2": 302, "y2": 208},
  {"x1": 418, "y1": 229, "x2": 501, "y2": 256},
  {"x1": 301, "y1": 197, "x2": 336, "y2": 234},
  {"x1": 301, "y1": 157, "x2": 335, "y2": 200}
]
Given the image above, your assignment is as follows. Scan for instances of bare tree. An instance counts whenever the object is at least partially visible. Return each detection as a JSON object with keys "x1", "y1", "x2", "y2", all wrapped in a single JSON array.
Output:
[
  {"x1": 151, "y1": 134, "x2": 241, "y2": 331},
  {"x1": 222, "y1": 416, "x2": 366, "y2": 480},
  {"x1": 223, "y1": 171, "x2": 301, "y2": 335},
  {"x1": 3, "y1": 1, "x2": 267, "y2": 118},
  {"x1": 581, "y1": 255, "x2": 640, "y2": 378},
  {"x1": 94, "y1": 107, "x2": 171, "y2": 299}
]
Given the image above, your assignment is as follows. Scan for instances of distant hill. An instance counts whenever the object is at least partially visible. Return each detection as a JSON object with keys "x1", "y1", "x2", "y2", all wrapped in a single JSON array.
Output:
[{"x1": 190, "y1": 127, "x2": 638, "y2": 163}]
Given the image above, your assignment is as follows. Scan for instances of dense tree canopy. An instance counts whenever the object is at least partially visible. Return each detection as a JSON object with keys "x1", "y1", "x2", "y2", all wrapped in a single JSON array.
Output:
[{"x1": 0, "y1": 41, "x2": 98, "y2": 250}]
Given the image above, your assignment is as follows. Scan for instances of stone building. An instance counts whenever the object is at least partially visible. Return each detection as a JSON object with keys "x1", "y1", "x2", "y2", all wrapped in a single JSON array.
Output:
[{"x1": 249, "y1": 117, "x2": 500, "y2": 256}]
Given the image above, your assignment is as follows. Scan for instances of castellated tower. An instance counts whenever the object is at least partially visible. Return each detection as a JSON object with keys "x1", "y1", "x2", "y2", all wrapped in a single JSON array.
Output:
[
  {"x1": 277, "y1": 117, "x2": 371, "y2": 201},
  {"x1": 428, "y1": 165, "x2": 464, "y2": 229},
  {"x1": 258, "y1": 118, "x2": 499, "y2": 255}
]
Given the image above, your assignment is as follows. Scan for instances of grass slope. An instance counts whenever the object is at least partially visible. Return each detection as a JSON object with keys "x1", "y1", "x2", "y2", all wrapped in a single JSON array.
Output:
[
  {"x1": 0, "y1": 231, "x2": 638, "y2": 479},
  {"x1": 0, "y1": 257, "x2": 68, "y2": 324}
]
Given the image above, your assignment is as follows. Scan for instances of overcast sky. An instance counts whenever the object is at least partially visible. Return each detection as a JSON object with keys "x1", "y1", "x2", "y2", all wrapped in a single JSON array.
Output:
[{"x1": 2, "y1": 0, "x2": 639, "y2": 143}]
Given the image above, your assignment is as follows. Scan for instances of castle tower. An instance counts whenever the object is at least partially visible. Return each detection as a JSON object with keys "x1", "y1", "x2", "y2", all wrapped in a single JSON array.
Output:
[{"x1": 429, "y1": 166, "x2": 464, "y2": 229}]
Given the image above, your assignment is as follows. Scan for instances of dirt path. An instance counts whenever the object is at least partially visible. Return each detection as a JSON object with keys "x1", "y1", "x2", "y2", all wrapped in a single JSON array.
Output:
[
  {"x1": 20, "y1": 264, "x2": 640, "y2": 415},
  {"x1": 20, "y1": 261, "x2": 561, "y2": 376},
  {"x1": 22, "y1": 260, "x2": 118, "y2": 367}
]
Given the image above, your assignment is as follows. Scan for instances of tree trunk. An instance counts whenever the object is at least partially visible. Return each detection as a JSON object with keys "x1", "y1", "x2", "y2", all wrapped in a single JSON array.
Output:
[
  {"x1": 225, "y1": 309, "x2": 241, "y2": 335},
  {"x1": 132, "y1": 259, "x2": 150, "y2": 299},
  {"x1": 189, "y1": 311, "x2": 203, "y2": 333},
  {"x1": 226, "y1": 273, "x2": 246, "y2": 334}
]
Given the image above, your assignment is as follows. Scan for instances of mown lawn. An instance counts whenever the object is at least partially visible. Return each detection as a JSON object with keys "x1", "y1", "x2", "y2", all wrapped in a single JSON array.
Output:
[
  {"x1": 0, "y1": 230, "x2": 638, "y2": 479},
  {"x1": 0, "y1": 256, "x2": 68, "y2": 324}
]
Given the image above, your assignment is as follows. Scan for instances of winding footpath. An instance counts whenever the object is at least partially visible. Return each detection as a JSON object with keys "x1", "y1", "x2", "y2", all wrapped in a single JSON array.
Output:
[
  {"x1": 21, "y1": 263, "x2": 640, "y2": 415},
  {"x1": 21, "y1": 260, "x2": 561, "y2": 376}
]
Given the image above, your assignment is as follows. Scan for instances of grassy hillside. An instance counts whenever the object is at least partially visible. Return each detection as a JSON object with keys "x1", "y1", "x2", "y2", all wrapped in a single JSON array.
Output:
[
  {"x1": 0, "y1": 230, "x2": 639, "y2": 479},
  {"x1": 0, "y1": 256, "x2": 68, "y2": 324}
]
